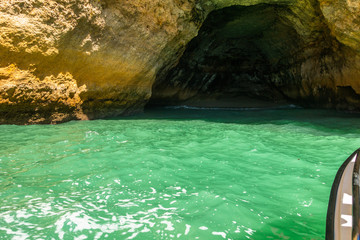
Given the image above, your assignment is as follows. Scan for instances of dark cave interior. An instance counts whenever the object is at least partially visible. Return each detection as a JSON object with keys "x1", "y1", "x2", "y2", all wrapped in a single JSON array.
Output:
[{"x1": 149, "y1": 4, "x2": 341, "y2": 108}]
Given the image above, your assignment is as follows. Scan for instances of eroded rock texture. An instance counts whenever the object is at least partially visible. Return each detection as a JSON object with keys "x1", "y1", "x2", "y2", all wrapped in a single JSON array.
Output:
[
  {"x1": 0, "y1": 0, "x2": 200, "y2": 123},
  {"x1": 1, "y1": 0, "x2": 360, "y2": 124},
  {"x1": 151, "y1": 1, "x2": 360, "y2": 109}
]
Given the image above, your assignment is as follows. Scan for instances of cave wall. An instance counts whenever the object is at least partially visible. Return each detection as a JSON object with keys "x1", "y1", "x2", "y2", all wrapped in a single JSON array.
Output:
[
  {"x1": 151, "y1": 5, "x2": 304, "y2": 105},
  {"x1": 151, "y1": 1, "x2": 360, "y2": 110},
  {"x1": 0, "y1": 0, "x2": 360, "y2": 124}
]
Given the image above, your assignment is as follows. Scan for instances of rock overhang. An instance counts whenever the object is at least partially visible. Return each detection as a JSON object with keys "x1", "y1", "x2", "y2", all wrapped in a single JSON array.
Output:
[{"x1": 0, "y1": 0, "x2": 359, "y2": 124}]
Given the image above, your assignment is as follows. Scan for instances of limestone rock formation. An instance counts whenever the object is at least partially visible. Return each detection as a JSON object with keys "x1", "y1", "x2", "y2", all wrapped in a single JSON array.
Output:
[
  {"x1": 151, "y1": 0, "x2": 360, "y2": 110},
  {"x1": 1, "y1": 0, "x2": 360, "y2": 124},
  {"x1": 0, "y1": 0, "x2": 200, "y2": 124}
]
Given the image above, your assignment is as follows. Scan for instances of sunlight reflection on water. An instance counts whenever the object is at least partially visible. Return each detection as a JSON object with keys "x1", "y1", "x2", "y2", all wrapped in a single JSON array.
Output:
[{"x1": 1, "y1": 108, "x2": 360, "y2": 239}]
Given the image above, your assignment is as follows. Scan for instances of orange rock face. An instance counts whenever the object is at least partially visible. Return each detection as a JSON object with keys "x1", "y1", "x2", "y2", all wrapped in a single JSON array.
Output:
[
  {"x1": 0, "y1": 0, "x2": 200, "y2": 124},
  {"x1": 1, "y1": 0, "x2": 360, "y2": 124}
]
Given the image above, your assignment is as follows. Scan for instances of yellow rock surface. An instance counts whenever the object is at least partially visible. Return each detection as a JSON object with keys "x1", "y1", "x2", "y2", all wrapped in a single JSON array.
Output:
[
  {"x1": 0, "y1": 0, "x2": 199, "y2": 123},
  {"x1": 1, "y1": 0, "x2": 360, "y2": 123}
]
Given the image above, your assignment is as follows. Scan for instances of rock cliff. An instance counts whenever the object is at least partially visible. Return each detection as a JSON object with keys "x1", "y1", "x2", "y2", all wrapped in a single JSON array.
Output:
[{"x1": 1, "y1": 0, "x2": 360, "y2": 124}]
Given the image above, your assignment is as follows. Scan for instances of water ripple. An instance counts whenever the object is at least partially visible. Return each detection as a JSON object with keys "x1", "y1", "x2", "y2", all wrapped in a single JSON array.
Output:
[{"x1": 1, "y1": 108, "x2": 360, "y2": 239}]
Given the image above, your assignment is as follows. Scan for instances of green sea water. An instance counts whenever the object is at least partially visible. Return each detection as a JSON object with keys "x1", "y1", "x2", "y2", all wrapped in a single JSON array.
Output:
[{"x1": 1, "y1": 107, "x2": 360, "y2": 239}]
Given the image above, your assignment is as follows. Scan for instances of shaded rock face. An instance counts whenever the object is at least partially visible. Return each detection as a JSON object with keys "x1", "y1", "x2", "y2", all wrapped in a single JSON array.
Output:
[
  {"x1": 150, "y1": 3, "x2": 360, "y2": 109},
  {"x1": 1, "y1": 0, "x2": 360, "y2": 124},
  {"x1": 151, "y1": 5, "x2": 298, "y2": 105}
]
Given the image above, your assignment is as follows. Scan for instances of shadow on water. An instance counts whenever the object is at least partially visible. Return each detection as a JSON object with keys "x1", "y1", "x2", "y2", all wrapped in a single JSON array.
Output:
[
  {"x1": 107, "y1": 105, "x2": 360, "y2": 132},
  {"x1": 248, "y1": 218, "x2": 323, "y2": 240}
]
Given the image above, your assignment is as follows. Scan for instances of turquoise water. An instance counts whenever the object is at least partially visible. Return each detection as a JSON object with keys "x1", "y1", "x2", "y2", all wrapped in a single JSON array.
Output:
[{"x1": 1, "y1": 107, "x2": 360, "y2": 239}]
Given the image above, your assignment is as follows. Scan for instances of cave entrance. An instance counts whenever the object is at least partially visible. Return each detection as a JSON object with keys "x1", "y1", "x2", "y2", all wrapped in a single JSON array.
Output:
[{"x1": 149, "y1": 4, "x2": 309, "y2": 108}]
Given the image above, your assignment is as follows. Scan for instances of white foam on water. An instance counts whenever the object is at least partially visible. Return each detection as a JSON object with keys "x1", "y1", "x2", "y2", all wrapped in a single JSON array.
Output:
[
  {"x1": 185, "y1": 224, "x2": 191, "y2": 235},
  {"x1": 212, "y1": 231, "x2": 226, "y2": 238}
]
